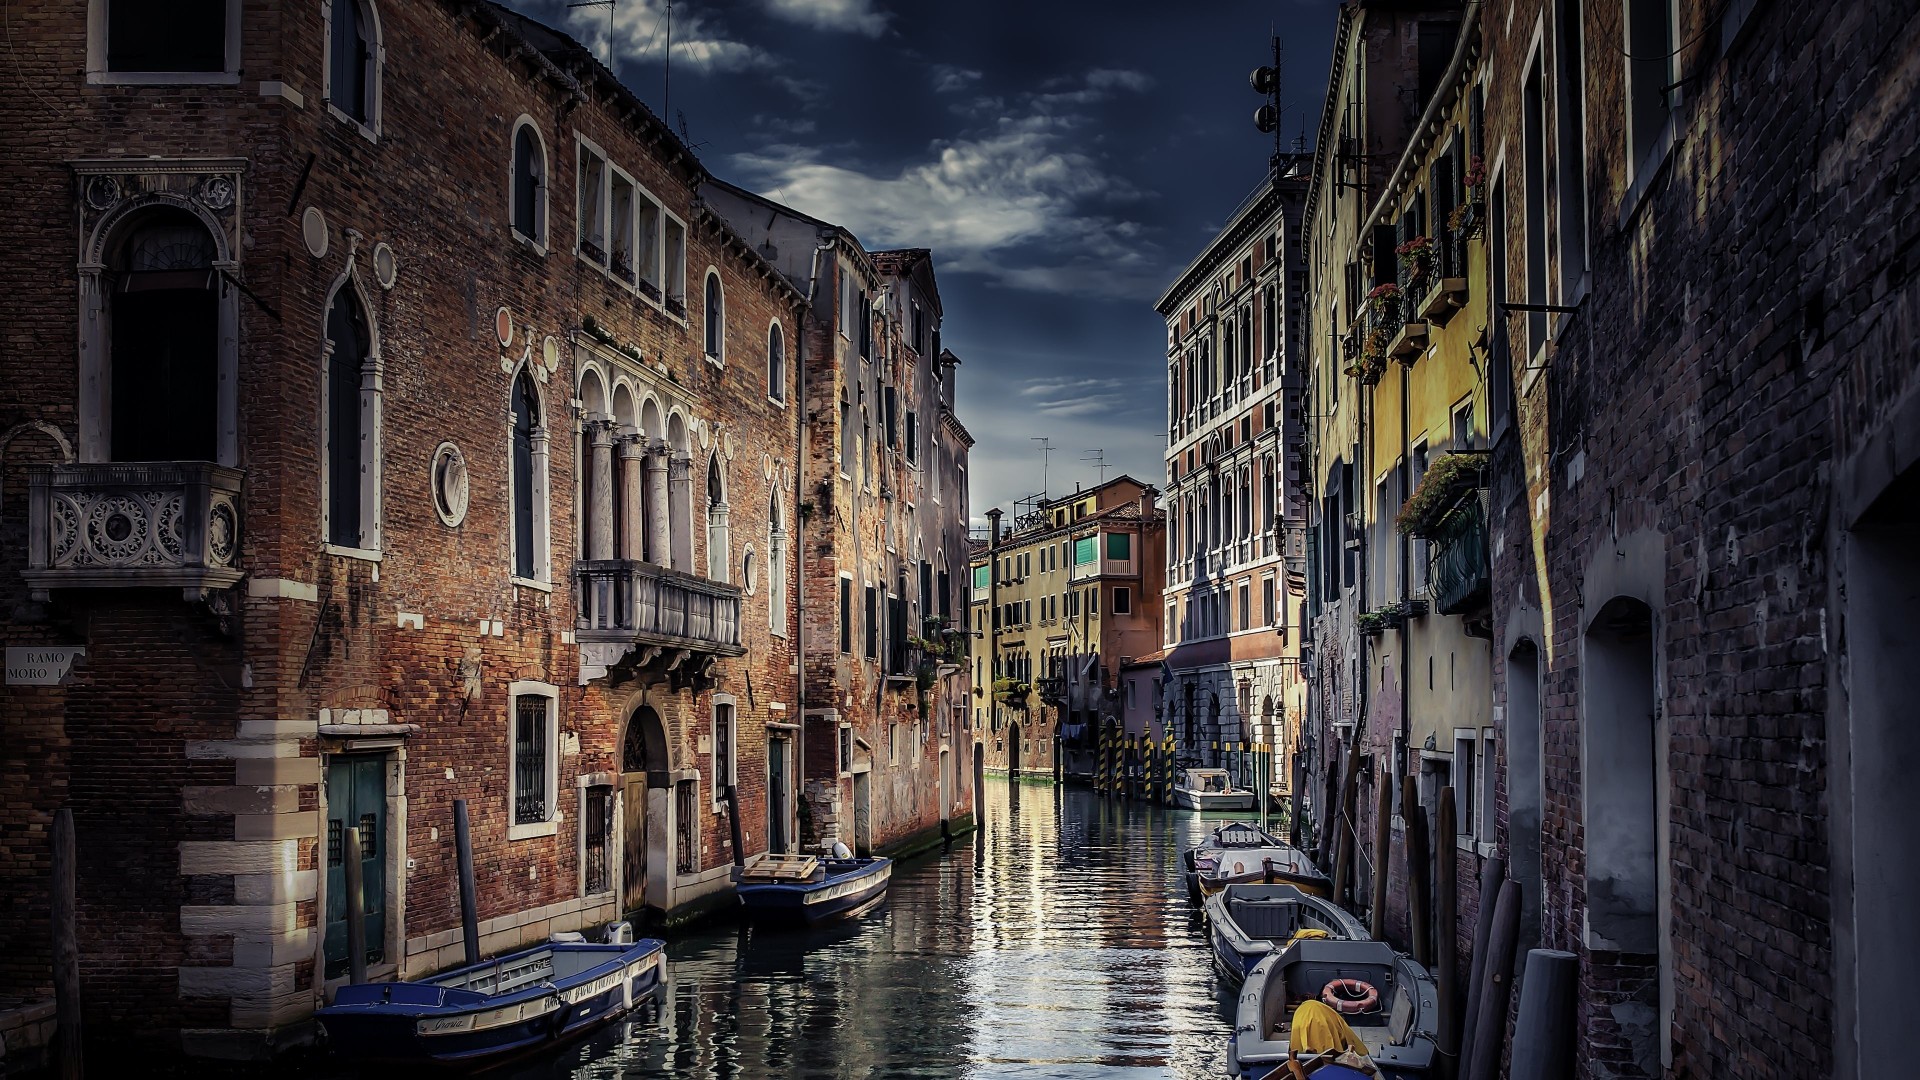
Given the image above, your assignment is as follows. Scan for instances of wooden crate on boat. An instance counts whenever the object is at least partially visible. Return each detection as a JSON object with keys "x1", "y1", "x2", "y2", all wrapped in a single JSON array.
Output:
[{"x1": 739, "y1": 854, "x2": 818, "y2": 881}]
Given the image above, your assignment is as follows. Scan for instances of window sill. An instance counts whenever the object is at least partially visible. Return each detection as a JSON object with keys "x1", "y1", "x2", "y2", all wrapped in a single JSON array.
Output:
[
  {"x1": 705, "y1": 353, "x2": 724, "y2": 368},
  {"x1": 508, "y1": 818, "x2": 559, "y2": 841},
  {"x1": 88, "y1": 70, "x2": 242, "y2": 86},
  {"x1": 1617, "y1": 117, "x2": 1680, "y2": 233},
  {"x1": 324, "y1": 544, "x2": 383, "y2": 563},
  {"x1": 511, "y1": 575, "x2": 553, "y2": 593},
  {"x1": 767, "y1": 395, "x2": 788, "y2": 409},
  {"x1": 511, "y1": 230, "x2": 549, "y2": 258},
  {"x1": 325, "y1": 102, "x2": 380, "y2": 144}
]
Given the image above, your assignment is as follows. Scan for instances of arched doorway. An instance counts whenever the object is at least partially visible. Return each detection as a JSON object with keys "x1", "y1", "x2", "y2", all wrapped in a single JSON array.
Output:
[
  {"x1": 1008, "y1": 723, "x2": 1022, "y2": 778},
  {"x1": 621, "y1": 705, "x2": 668, "y2": 917},
  {"x1": 973, "y1": 743, "x2": 985, "y2": 812}
]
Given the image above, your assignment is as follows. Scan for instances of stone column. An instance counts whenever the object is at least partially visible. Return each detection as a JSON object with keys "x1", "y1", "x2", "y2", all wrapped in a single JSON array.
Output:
[
  {"x1": 644, "y1": 443, "x2": 670, "y2": 566},
  {"x1": 588, "y1": 420, "x2": 616, "y2": 561},
  {"x1": 618, "y1": 435, "x2": 645, "y2": 562},
  {"x1": 707, "y1": 501, "x2": 730, "y2": 583},
  {"x1": 668, "y1": 452, "x2": 693, "y2": 573}
]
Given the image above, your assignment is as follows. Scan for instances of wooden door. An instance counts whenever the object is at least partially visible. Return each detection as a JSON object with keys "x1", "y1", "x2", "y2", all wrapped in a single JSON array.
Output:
[
  {"x1": 622, "y1": 774, "x2": 648, "y2": 915},
  {"x1": 324, "y1": 755, "x2": 386, "y2": 979}
]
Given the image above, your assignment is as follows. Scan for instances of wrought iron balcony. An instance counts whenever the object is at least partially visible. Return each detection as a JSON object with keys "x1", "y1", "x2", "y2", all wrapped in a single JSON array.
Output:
[
  {"x1": 24, "y1": 462, "x2": 242, "y2": 601},
  {"x1": 1417, "y1": 228, "x2": 1470, "y2": 325},
  {"x1": 1037, "y1": 676, "x2": 1068, "y2": 706},
  {"x1": 576, "y1": 559, "x2": 744, "y2": 685},
  {"x1": 1428, "y1": 490, "x2": 1491, "y2": 617}
]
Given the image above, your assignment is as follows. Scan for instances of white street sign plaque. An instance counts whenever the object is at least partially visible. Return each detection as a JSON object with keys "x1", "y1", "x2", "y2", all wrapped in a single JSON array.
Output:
[{"x1": 6, "y1": 647, "x2": 85, "y2": 686}]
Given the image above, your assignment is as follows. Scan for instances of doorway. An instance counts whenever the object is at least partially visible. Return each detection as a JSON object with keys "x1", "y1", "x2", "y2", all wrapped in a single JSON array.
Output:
[
  {"x1": 973, "y1": 743, "x2": 985, "y2": 813},
  {"x1": 939, "y1": 748, "x2": 951, "y2": 826},
  {"x1": 1008, "y1": 723, "x2": 1022, "y2": 778},
  {"x1": 851, "y1": 769, "x2": 872, "y2": 856},
  {"x1": 622, "y1": 706, "x2": 667, "y2": 917},
  {"x1": 324, "y1": 754, "x2": 387, "y2": 979},
  {"x1": 768, "y1": 736, "x2": 791, "y2": 855}
]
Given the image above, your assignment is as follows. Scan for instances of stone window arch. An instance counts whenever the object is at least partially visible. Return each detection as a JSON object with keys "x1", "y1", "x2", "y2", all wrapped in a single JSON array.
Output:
[
  {"x1": 322, "y1": 275, "x2": 382, "y2": 550},
  {"x1": 703, "y1": 271, "x2": 725, "y2": 363},
  {"x1": 768, "y1": 491, "x2": 789, "y2": 634},
  {"x1": 509, "y1": 115, "x2": 548, "y2": 248},
  {"x1": 705, "y1": 451, "x2": 729, "y2": 583},
  {"x1": 767, "y1": 320, "x2": 786, "y2": 404},
  {"x1": 100, "y1": 207, "x2": 223, "y2": 464},
  {"x1": 324, "y1": 0, "x2": 382, "y2": 137},
  {"x1": 509, "y1": 369, "x2": 550, "y2": 582}
]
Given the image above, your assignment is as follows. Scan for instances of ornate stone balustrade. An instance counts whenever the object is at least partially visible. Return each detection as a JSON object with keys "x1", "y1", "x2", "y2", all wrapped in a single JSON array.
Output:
[{"x1": 24, "y1": 462, "x2": 242, "y2": 601}]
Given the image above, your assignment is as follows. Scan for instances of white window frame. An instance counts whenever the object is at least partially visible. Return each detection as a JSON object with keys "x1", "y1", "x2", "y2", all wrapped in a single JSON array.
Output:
[
  {"x1": 662, "y1": 212, "x2": 688, "y2": 317},
  {"x1": 1113, "y1": 586, "x2": 1133, "y2": 615},
  {"x1": 321, "y1": 0, "x2": 383, "y2": 142},
  {"x1": 507, "y1": 114, "x2": 550, "y2": 253},
  {"x1": 710, "y1": 696, "x2": 738, "y2": 811},
  {"x1": 767, "y1": 318, "x2": 788, "y2": 405},
  {"x1": 87, "y1": 0, "x2": 242, "y2": 85},
  {"x1": 508, "y1": 365, "x2": 553, "y2": 589},
  {"x1": 507, "y1": 682, "x2": 561, "y2": 841},
  {"x1": 575, "y1": 136, "x2": 611, "y2": 269},
  {"x1": 703, "y1": 268, "x2": 726, "y2": 366},
  {"x1": 1454, "y1": 728, "x2": 1479, "y2": 842},
  {"x1": 319, "y1": 272, "x2": 384, "y2": 559},
  {"x1": 608, "y1": 165, "x2": 640, "y2": 287},
  {"x1": 769, "y1": 496, "x2": 789, "y2": 637}
]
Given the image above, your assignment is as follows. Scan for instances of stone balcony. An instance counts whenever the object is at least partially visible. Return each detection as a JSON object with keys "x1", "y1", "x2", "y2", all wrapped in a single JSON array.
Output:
[
  {"x1": 24, "y1": 462, "x2": 242, "y2": 602},
  {"x1": 576, "y1": 559, "x2": 744, "y2": 687}
]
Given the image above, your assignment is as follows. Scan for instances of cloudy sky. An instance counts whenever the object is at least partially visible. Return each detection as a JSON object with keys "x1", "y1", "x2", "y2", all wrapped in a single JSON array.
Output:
[{"x1": 506, "y1": 0, "x2": 1338, "y2": 525}]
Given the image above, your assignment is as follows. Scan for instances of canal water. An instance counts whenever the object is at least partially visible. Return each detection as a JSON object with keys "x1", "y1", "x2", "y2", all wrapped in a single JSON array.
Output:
[{"x1": 494, "y1": 780, "x2": 1257, "y2": 1080}]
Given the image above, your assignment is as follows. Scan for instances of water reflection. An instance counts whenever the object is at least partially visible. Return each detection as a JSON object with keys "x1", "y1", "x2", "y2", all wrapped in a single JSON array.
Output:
[{"x1": 492, "y1": 782, "x2": 1247, "y2": 1080}]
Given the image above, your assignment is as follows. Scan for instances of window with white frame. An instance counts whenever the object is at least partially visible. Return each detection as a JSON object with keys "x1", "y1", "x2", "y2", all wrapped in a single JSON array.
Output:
[
  {"x1": 94, "y1": 0, "x2": 237, "y2": 81},
  {"x1": 1624, "y1": 0, "x2": 1676, "y2": 182},
  {"x1": 1113, "y1": 586, "x2": 1132, "y2": 615},
  {"x1": 577, "y1": 143, "x2": 609, "y2": 265},
  {"x1": 609, "y1": 170, "x2": 637, "y2": 284},
  {"x1": 663, "y1": 217, "x2": 687, "y2": 308},
  {"x1": 1479, "y1": 727, "x2": 1498, "y2": 845},
  {"x1": 509, "y1": 685, "x2": 559, "y2": 838},
  {"x1": 704, "y1": 272, "x2": 725, "y2": 362},
  {"x1": 769, "y1": 493, "x2": 789, "y2": 634},
  {"x1": 767, "y1": 322, "x2": 786, "y2": 403},
  {"x1": 711, "y1": 699, "x2": 737, "y2": 808},
  {"x1": 509, "y1": 370, "x2": 550, "y2": 582},
  {"x1": 1454, "y1": 729, "x2": 1479, "y2": 840},
  {"x1": 1420, "y1": 752, "x2": 1452, "y2": 829},
  {"x1": 323, "y1": 279, "x2": 380, "y2": 551},
  {"x1": 510, "y1": 118, "x2": 548, "y2": 247},
  {"x1": 324, "y1": 0, "x2": 379, "y2": 133}
]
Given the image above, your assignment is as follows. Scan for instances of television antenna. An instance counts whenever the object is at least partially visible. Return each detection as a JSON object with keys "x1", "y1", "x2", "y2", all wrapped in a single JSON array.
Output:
[
  {"x1": 1030, "y1": 437, "x2": 1054, "y2": 500},
  {"x1": 1082, "y1": 449, "x2": 1109, "y2": 484},
  {"x1": 566, "y1": 0, "x2": 617, "y2": 73}
]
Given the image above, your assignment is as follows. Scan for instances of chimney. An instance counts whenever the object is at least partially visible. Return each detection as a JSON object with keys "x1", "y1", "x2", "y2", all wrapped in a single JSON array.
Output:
[{"x1": 986, "y1": 508, "x2": 1002, "y2": 551}]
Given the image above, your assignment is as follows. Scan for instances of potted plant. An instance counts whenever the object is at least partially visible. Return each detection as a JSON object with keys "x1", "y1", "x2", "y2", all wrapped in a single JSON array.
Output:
[
  {"x1": 1450, "y1": 156, "x2": 1487, "y2": 237},
  {"x1": 1367, "y1": 282, "x2": 1402, "y2": 319},
  {"x1": 1395, "y1": 451, "x2": 1489, "y2": 536},
  {"x1": 1396, "y1": 235, "x2": 1436, "y2": 285}
]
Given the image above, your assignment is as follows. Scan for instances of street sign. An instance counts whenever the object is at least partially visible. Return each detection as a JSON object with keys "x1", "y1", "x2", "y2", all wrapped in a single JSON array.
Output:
[{"x1": 6, "y1": 647, "x2": 85, "y2": 686}]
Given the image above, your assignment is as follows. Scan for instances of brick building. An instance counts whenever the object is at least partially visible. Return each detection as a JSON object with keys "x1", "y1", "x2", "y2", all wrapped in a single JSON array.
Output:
[
  {"x1": 0, "y1": 0, "x2": 809, "y2": 1058},
  {"x1": 1157, "y1": 170, "x2": 1312, "y2": 813},
  {"x1": 1293, "y1": 0, "x2": 1920, "y2": 1076},
  {"x1": 966, "y1": 477, "x2": 1164, "y2": 780},
  {"x1": 702, "y1": 184, "x2": 978, "y2": 858}
]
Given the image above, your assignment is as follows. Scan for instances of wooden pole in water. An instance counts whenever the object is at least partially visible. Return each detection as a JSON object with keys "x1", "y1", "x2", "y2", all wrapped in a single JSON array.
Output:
[
  {"x1": 1289, "y1": 750, "x2": 1303, "y2": 847},
  {"x1": 1433, "y1": 788, "x2": 1460, "y2": 1080},
  {"x1": 454, "y1": 798, "x2": 481, "y2": 966},
  {"x1": 1402, "y1": 775, "x2": 1431, "y2": 967},
  {"x1": 52, "y1": 807, "x2": 81, "y2": 1080},
  {"x1": 1458, "y1": 855, "x2": 1506, "y2": 1074},
  {"x1": 343, "y1": 824, "x2": 368, "y2": 985},
  {"x1": 1462, "y1": 880, "x2": 1523, "y2": 1080},
  {"x1": 1330, "y1": 745, "x2": 1361, "y2": 905},
  {"x1": 1369, "y1": 767, "x2": 1393, "y2": 940},
  {"x1": 724, "y1": 783, "x2": 746, "y2": 867},
  {"x1": 1506, "y1": 949, "x2": 1578, "y2": 1080}
]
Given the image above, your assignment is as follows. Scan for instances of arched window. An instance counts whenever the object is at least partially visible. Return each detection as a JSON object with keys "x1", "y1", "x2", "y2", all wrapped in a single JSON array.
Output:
[
  {"x1": 107, "y1": 210, "x2": 218, "y2": 462},
  {"x1": 703, "y1": 272, "x2": 725, "y2": 361},
  {"x1": 325, "y1": 0, "x2": 379, "y2": 130},
  {"x1": 768, "y1": 493, "x2": 788, "y2": 633},
  {"x1": 511, "y1": 372, "x2": 541, "y2": 580},
  {"x1": 705, "y1": 453, "x2": 728, "y2": 582},
  {"x1": 511, "y1": 120, "x2": 546, "y2": 245},
  {"x1": 324, "y1": 285, "x2": 373, "y2": 547},
  {"x1": 767, "y1": 322, "x2": 786, "y2": 403}
]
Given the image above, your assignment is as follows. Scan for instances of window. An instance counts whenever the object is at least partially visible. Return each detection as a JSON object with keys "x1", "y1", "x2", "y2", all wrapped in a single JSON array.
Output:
[
  {"x1": 583, "y1": 785, "x2": 612, "y2": 894},
  {"x1": 767, "y1": 323, "x2": 787, "y2": 403},
  {"x1": 864, "y1": 584, "x2": 879, "y2": 659},
  {"x1": 1262, "y1": 576, "x2": 1275, "y2": 627},
  {"x1": 1106, "y1": 532, "x2": 1131, "y2": 560},
  {"x1": 510, "y1": 371, "x2": 546, "y2": 581},
  {"x1": 1411, "y1": 442, "x2": 1431, "y2": 593},
  {"x1": 1113, "y1": 587, "x2": 1132, "y2": 615},
  {"x1": 325, "y1": 0, "x2": 378, "y2": 131},
  {"x1": 510, "y1": 120, "x2": 548, "y2": 247},
  {"x1": 769, "y1": 495, "x2": 789, "y2": 634},
  {"x1": 609, "y1": 172, "x2": 637, "y2": 283},
  {"x1": 1455, "y1": 731, "x2": 1479, "y2": 840},
  {"x1": 663, "y1": 217, "x2": 687, "y2": 308},
  {"x1": 706, "y1": 454, "x2": 728, "y2": 582},
  {"x1": 1479, "y1": 727, "x2": 1498, "y2": 845},
  {"x1": 712, "y1": 700, "x2": 737, "y2": 807},
  {"x1": 106, "y1": 210, "x2": 220, "y2": 463},
  {"x1": 510, "y1": 689, "x2": 557, "y2": 834},
  {"x1": 676, "y1": 779, "x2": 697, "y2": 874},
  {"x1": 906, "y1": 410, "x2": 917, "y2": 465},
  {"x1": 99, "y1": 0, "x2": 232, "y2": 78},
  {"x1": 1555, "y1": 0, "x2": 1589, "y2": 288},
  {"x1": 704, "y1": 272, "x2": 725, "y2": 362},
  {"x1": 1239, "y1": 581, "x2": 1250, "y2": 632},
  {"x1": 840, "y1": 576, "x2": 853, "y2": 653},
  {"x1": 324, "y1": 282, "x2": 377, "y2": 549},
  {"x1": 637, "y1": 199, "x2": 662, "y2": 296},
  {"x1": 1625, "y1": 0, "x2": 1676, "y2": 180},
  {"x1": 577, "y1": 145, "x2": 608, "y2": 265},
  {"x1": 1452, "y1": 398, "x2": 1475, "y2": 450},
  {"x1": 1523, "y1": 46, "x2": 1550, "y2": 355}
]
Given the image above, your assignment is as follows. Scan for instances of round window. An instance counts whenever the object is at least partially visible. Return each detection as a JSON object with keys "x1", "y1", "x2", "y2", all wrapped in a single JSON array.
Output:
[
  {"x1": 431, "y1": 442, "x2": 469, "y2": 527},
  {"x1": 741, "y1": 547, "x2": 758, "y2": 595}
]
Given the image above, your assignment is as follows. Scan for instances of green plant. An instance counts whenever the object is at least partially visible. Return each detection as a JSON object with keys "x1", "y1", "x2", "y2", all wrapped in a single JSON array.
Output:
[
  {"x1": 1395, "y1": 235, "x2": 1435, "y2": 277},
  {"x1": 1396, "y1": 452, "x2": 1486, "y2": 535},
  {"x1": 1357, "y1": 605, "x2": 1402, "y2": 635}
]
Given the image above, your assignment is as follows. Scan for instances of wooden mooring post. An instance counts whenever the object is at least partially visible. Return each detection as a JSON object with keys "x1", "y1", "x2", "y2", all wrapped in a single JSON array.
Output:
[
  {"x1": 1402, "y1": 775, "x2": 1431, "y2": 967},
  {"x1": 454, "y1": 798, "x2": 481, "y2": 966},
  {"x1": 1458, "y1": 855, "x2": 1507, "y2": 1074},
  {"x1": 343, "y1": 824, "x2": 368, "y2": 985},
  {"x1": 1369, "y1": 769, "x2": 1393, "y2": 940}
]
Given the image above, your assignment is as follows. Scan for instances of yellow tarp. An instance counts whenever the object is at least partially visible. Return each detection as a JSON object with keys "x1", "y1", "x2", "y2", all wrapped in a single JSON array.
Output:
[
  {"x1": 1285, "y1": 928, "x2": 1331, "y2": 949},
  {"x1": 1289, "y1": 999, "x2": 1369, "y2": 1057}
]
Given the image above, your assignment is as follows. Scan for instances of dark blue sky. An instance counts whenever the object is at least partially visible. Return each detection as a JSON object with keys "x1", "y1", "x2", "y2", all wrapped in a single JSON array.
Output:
[{"x1": 507, "y1": 0, "x2": 1339, "y2": 524}]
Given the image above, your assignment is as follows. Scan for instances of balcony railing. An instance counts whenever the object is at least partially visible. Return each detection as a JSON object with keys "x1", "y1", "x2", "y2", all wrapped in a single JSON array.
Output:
[
  {"x1": 1417, "y1": 227, "x2": 1470, "y2": 325},
  {"x1": 576, "y1": 559, "x2": 744, "y2": 655},
  {"x1": 25, "y1": 462, "x2": 243, "y2": 601},
  {"x1": 1428, "y1": 490, "x2": 1491, "y2": 616}
]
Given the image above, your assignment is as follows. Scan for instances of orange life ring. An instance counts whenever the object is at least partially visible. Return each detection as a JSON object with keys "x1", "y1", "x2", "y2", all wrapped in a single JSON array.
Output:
[{"x1": 1320, "y1": 978, "x2": 1378, "y2": 1014}]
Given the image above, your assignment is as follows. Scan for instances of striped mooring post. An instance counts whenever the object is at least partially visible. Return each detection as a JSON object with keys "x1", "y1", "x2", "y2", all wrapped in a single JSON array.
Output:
[{"x1": 1160, "y1": 731, "x2": 1175, "y2": 804}]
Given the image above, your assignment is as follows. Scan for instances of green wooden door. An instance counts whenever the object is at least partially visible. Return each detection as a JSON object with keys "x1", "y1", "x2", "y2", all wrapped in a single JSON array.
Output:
[{"x1": 324, "y1": 755, "x2": 387, "y2": 978}]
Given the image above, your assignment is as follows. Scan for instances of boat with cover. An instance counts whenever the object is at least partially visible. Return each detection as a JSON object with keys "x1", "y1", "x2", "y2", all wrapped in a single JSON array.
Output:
[
  {"x1": 1186, "y1": 822, "x2": 1332, "y2": 901},
  {"x1": 1183, "y1": 820, "x2": 1282, "y2": 898},
  {"x1": 1203, "y1": 882, "x2": 1369, "y2": 985},
  {"x1": 1227, "y1": 936, "x2": 1439, "y2": 1079},
  {"x1": 1172, "y1": 767, "x2": 1257, "y2": 811},
  {"x1": 732, "y1": 852, "x2": 892, "y2": 924},
  {"x1": 315, "y1": 933, "x2": 665, "y2": 1067}
]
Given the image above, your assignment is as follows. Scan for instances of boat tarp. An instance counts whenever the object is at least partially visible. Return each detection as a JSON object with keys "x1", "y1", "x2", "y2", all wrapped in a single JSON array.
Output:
[{"x1": 1290, "y1": 1000, "x2": 1368, "y2": 1056}]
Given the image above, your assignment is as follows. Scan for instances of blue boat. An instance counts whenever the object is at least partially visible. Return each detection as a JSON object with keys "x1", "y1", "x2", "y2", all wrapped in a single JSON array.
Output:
[
  {"x1": 1203, "y1": 882, "x2": 1369, "y2": 985},
  {"x1": 315, "y1": 935, "x2": 665, "y2": 1067},
  {"x1": 732, "y1": 853, "x2": 892, "y2": 924},
  {"x1": 1227, "y1": 937, "x2": 1440, "y2": 1079}
]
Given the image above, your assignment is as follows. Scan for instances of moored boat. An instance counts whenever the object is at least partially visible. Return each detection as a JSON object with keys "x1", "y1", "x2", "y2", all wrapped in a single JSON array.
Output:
[
  {"x1": 315, "y1": 934, "x2": 665, "y2": 1067},
  {"x1": 1203, "y1": 882, "x2": 1368, "y2": 985},
  {"x1": 1193, "y1": 840, "x2": 1331, "y2": 900},
  {"x1": 1227, "y1": 937, "x2": 1439, "y2": 1079},
  {"x1": 1172, "y1": 767, "x2": 1257, "y2": 811},
  {"x1": 733, "y1": 852, "x2": 892, "y2": 925}
]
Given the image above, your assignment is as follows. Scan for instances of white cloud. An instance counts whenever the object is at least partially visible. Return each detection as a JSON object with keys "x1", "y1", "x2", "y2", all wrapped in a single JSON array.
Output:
[
  {"x1": 730, "y1": 69, "x2": 1170, "y2": 300},
  {"x1": 930, "y1": 64, "x2": 982, "y2": 93},
  {"x1": 561, "y1": 1, "x2": 787, "y2": 81},
  {"x1": 762, "y1": 0, "x2": 889, "y2": 37},
  {"x1": 1086, "y1": 68, "x2": 1153, "y2": 93}
]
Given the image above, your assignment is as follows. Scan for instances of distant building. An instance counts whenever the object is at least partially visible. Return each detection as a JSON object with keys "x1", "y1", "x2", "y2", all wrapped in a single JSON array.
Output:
[
  {"x1": 1155, "y1": 169, "x2": 1312, "y2": 814},
  {"x1": 966, "y1": 477, "x2": 1164, "y2": 780}
]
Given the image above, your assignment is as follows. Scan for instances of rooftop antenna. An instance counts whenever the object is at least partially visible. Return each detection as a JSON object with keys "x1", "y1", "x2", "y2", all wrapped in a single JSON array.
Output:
[
  {"x1": 663, "y1": 0, "x2": 673, "y2": 120},
  {"x1": 1030, "y1": 437, "x2": 1054, "y2": 500},
  {"x1": 1082, "y1": 448, "x2": 1109, "y2": 484},
  {"x1": 566, "y1": 0, "x2": 617, "y2": 73}
]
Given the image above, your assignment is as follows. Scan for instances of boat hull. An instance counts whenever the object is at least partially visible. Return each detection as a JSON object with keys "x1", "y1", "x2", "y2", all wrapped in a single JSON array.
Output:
[
  {"x1": 1174, "y1": 788, "x2": 1257, "y2": 811},
  {"x1": 317, "y1": 940, "x2": 665, "y2": 1068},
  {"x1": 736, "y1": 857, "x2": 892, "y2": 925}
]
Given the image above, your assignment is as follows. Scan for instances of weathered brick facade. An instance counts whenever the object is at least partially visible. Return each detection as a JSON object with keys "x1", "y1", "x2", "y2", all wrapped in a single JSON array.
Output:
[{"x1": 0, "y1": 0, "x2": 806, "y2": 1058}]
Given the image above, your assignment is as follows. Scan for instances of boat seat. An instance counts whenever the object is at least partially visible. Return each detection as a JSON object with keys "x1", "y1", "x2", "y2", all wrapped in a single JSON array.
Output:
[{"x1": 1228, "y1": 898, "x2": 1304, "y2": 940}]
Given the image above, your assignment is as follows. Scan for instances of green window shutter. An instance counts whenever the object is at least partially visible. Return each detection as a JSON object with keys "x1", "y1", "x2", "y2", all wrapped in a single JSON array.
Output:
[
  {"x1": 1074, "y1": 536, "x2": 1095, "y2": 565},
  {"x1": 1105, "y1": 532, "x2": 1131, "y2": 560},
  {"x1": 973, "y1": 565, "x2": 989, "y2": 591}
]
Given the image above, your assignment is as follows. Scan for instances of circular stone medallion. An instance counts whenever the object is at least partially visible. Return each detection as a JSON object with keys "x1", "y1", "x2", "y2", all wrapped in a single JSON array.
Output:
[
  {"x1": 301, "y1": 207, "x2": 329, "y2": 258},
  {"x1": 431, "y1": 442, "x2": 470, "y2": 527}
]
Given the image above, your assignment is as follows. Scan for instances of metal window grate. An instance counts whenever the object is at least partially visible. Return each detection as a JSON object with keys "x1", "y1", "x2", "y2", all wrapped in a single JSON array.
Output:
[
  {"x1": 676, "y1": 780, "x2": 697, "y2": 874},
  {"x1": 584, "y1": 786, "x2": 612, "y2": 894},
  {"x1": 514, "y1": 697, "x2": 549, "y2": 825}
]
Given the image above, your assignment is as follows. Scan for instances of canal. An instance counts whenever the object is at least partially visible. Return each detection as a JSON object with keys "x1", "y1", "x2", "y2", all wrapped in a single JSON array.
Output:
[{"x1": 494, "y1": 780, "x2": 1252, "y2": 1080}]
